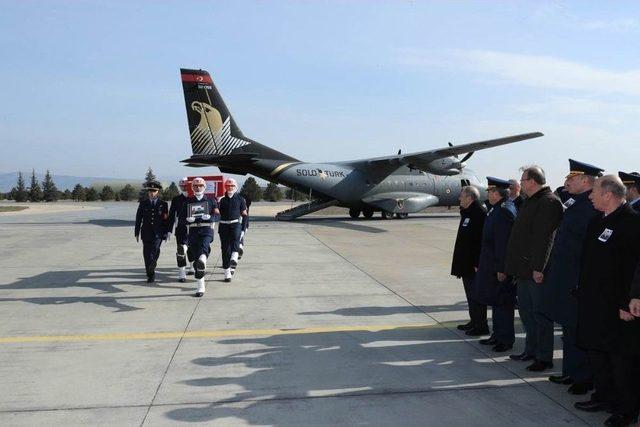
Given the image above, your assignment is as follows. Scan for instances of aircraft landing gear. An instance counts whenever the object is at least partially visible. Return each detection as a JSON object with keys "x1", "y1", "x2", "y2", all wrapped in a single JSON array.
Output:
[
  {"x1": 362, "y1": 207, "x2": 374, "y2": 219},
  {"x1": 349, "y1": 208, "x2": 361, "y2": 219},
  {"x1": 395, "y1": 213, "x2": 409, "y2": 219},
  {"x1": 381, "y1": 211, "x2": 393, "y2": 219}
]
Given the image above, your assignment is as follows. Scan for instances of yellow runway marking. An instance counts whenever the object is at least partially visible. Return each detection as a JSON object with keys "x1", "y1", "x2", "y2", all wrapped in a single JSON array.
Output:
[{"x1": 0, "y1": 323, "x2": 449, "y2": 344}]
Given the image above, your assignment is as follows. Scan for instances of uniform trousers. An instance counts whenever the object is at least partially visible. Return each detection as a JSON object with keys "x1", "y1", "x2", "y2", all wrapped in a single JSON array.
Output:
[
  {"x1": 219, "y1": 223, "x2": 241, "y2": 269},
  {"x1": 187, "y1": 229, "x2": 213, "y2": 262},
  {"x1": 462, "y1": 275, "x2": 487, "y2": 329},
  {"x1": 517, "y1": 279, "x2": 554, "y2": 362},
  {"x1": 492, "y1": 304, "x2": 515, "y2": 346},
  {"x1": 142, "y1": 238, "x2": 162, "y2": 278},
  {"x1": 562, "y1": 324, "x2": 592, "y2": 383},
  {"x1": 175, "y1": 226, "x2": 188, "y2": 267}
]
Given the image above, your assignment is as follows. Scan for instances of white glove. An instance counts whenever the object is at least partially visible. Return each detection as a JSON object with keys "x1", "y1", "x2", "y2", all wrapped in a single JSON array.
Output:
[
  {"x1": 240, "y1": 231, "x2": 245, "y2": 240},
  {"x1": 202, "y1": 214, "x2": 211, "y2": 220},
  {"x1": 186, "y1": 216, "x2": 195, "y2": 223}
]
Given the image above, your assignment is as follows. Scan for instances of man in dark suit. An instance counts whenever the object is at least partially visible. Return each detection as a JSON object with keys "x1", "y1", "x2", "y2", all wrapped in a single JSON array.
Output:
[
  {"x1": 473, "y1": 177, "x2": 517, "y2": 352},
  {"x1": 134, "y1": 181, "x2": 169, "y2": 283},
  {"x1": 451, "y1": 185, "x2": 487, "y2": 335},
  {"x1": 543, "y1": 159, "x2": 603, "y2": 395},
  {"x1": 618, "y1": 171, "x2": 640, "y2": 212},
  {"x1": 574, "y1": 175, "x2": 640, "y2": 427}
]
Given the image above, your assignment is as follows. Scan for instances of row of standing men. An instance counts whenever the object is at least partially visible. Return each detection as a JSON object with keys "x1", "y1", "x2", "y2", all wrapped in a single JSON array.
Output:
[
  {"x1": 134, "y1": 177, "x2": 250, "y2": 297},
  {"x1": 451, "y1": 160, "x2": 640, "y2": 427}
]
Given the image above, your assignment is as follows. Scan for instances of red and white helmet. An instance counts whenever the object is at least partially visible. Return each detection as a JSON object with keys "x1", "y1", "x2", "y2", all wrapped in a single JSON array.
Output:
[{"x1": 192, "y1": 177, "x2": 206, "y2": 196}]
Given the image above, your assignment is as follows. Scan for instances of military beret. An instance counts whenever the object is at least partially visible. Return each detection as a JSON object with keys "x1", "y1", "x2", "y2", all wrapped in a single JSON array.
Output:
[
  {"x1": 486, "y1": 176, "x2": 511, "y2": 190},
  {"x1": 566, "y1": 159, "x2": 604, "y2": 178}
]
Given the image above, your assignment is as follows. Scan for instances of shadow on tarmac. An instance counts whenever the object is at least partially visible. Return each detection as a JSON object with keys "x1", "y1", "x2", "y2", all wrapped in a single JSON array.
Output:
[
  {"x1": 0, "y1": 268, "x2": 194, "y2": 312},
  {"x1": 298, "y1": 302, "x2": 470, "y2": 316},
  {"x1": 163, "y1": 325, "x2": 562, "y2": 425}
]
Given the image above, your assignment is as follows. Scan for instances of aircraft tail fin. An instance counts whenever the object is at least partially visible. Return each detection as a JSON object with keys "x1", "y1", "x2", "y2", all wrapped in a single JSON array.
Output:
[{"x1": 180, "y1": 68, "x2": 297, "y2": 162}]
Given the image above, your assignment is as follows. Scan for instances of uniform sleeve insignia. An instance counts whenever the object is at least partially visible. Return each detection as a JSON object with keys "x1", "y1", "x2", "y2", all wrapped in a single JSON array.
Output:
[
  {"x1": 563, "y1": 198, "x2": 576, "y2": 209},
  {"x1": 598, "y1": 228, "x2": 613, "y2": 242}
]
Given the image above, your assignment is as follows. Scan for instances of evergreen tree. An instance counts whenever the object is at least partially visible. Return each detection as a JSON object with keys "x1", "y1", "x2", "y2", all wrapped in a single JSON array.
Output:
[
  {"x1": 145, "y1": 167, "x2": 157, "y2": 183},
  {"x1": 85, "y1": 187, "x2": 99, "y2": 201},
  {"x1": 240, "y1": 177, "x2": 263, "y2": 202},
  {"x1": 119, "y1": 184, "x2": 136, "y2": 201},
  {"x1": 62, "y1": 189, "x2": 72, "y2": 200},
  {"x1": 0, "y1": 192, "x2": 5, "y2": 200},
  {"x1": 71, "y1": 184, "x2": 86, "y2": 201},
  {"x1": 29, "y1": 170, "x2": 43, "y2": 202},
  {"x1": 99, "y1": 185, "x2": 115, "y2": 201},
  {"x1": 42, "y1": 170, "x2": 59, "y2": 202},
  {"x1": 163, "y1": 182, "x2": 179, "y2": 200},
  {"x1": 14, "y1": 172, "x2": 28, "y2": 202},
  {"x1": 263, "y1": 182, "x2": 283, "y2": 202}
]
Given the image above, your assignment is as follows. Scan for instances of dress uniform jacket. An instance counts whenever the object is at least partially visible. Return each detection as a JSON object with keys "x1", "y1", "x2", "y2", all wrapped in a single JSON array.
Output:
[
  {"x1": 576, "y1": 203, "x2": 640, "y2": 353},
  {"x1": 505, "y1": 187, "x2": 563, "y2": 279},
  {"x1": 451, "y1": 200, "x2": 487, "y2": 277},
  {"x1": 168, "y1": 193, "x2": 189, "y2": 244},
  {"x1": 135, "y1": 198, "x2": 169, "y2": 241},
  {"x1": 474, "y1": 199, "x2": 517, "y2": 306},
  {"x1": 183, "y1": 196, "x2": 219, "y2": 259},
  {"x1": 542, "y1": 190, "x2": 598, "y2": 326}
]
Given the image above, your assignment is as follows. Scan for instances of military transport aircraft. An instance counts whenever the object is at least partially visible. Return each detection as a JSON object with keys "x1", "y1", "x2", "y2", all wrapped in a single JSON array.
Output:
[{"x1": 179, "y1": 68, "x2": 543, "y2": 220}]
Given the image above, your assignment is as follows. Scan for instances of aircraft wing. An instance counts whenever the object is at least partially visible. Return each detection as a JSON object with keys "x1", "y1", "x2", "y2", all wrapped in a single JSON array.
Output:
[{"x1": 362, "y1": 132, "x2": 543, "y2": 171}]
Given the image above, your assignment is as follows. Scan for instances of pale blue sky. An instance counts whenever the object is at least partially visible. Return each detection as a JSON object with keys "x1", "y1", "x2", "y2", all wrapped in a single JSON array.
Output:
[{"x1": 1, "y1": 1, "x2": 639, "y2": 186}]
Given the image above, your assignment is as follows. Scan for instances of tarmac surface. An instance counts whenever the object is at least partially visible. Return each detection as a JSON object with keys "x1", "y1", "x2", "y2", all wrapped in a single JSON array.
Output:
[{"x1": 0, "y1": 202, "x2": 608, "y2": 426}]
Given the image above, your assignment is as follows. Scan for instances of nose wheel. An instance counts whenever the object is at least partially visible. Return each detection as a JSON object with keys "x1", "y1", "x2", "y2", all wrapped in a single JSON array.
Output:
[
  {"x1": 381, "y1": 211, "x2": 393, "y2": 219},
  {"x1": 349, "y1": 208, "x2": 361, "y2": 219}
]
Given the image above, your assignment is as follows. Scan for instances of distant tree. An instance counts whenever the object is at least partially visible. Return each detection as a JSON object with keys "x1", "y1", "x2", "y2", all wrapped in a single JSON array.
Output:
[
  {"x1": 42, "y1": 170, "x2": 59, "y2": 202},
  {"x1": 85, "y1": 187, "x2": 99, "y2": 201},
  {"x1": 285, "y1": 187, "x2": 310, "y2": 201},
  {"x1": 119, "y1": 184, "x2": 136, "y2": 201},
  {"x1": 62, "y1": 189, "x2": 72, "y2": 200},
  {"x1": 71, "y1": 184, "x2": 86, "y2": 201},
  {"x1": 99, "y1": 185, "x2": 115, "y2": 201},
  {"x1": 240, "y1": 177, "x2": 263, "y2": 202},
  {"x1": 114, "y1": 192, "x2": 120, "y2": 201},
  {"x1": 163, "y1": 182, "x2": 179, "y2": 200},
  {"x1": 144, "y1": 167, "x2": 157, "y2": 183},
  {"x1": 29, "y1": 170, "x2": 43, "y2": 202},
  {"x1": 263, "y1": 182, "x2": 283, "y2": 202},
  {"x1": 13, "y1": 172, "x2": 28, "y2": 202},
  {"x1": 0, "y1": 191, "x2": 5, "y2": 200}
]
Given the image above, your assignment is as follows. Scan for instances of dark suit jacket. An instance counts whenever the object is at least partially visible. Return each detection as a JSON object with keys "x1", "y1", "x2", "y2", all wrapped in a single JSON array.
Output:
[{"x1": 451, "y1": 200, "x2": 487, "y2": 277}]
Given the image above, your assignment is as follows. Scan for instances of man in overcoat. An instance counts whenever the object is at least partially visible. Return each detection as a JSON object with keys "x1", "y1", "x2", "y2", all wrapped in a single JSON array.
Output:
[
  {"x1": 473, "y1": 177, "x2": 517, "y2": 352},
  {"x1": 543, "y1": 159, "x2": 603, "y2": 394},
  {"x1": 574, "y1": 175, "x2": 640, "y2": 427},
  {"x1": 451, "y1": 185, "x2": 487, "y2": 335}
]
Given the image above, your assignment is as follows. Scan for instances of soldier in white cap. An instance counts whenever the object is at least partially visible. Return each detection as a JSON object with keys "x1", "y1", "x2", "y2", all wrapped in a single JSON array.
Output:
[{"x1": 184, "y1": 177, "x2": 219, "y2": 297}]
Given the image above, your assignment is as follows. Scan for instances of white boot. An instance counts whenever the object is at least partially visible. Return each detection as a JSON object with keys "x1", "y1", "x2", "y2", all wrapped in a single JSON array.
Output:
[
  {"x1": 230, "y1": 251, "x2": 239, "y2": 268},
  {"x1": 178, "y1": 267, "x2": 186, "y2": 282},
  {"x1": 198, "y1": 254, "x2": 207, "y2": 269},
  {"x1": 224, "y1": 268, "x2": 232, "y2": 283},
  {"x1": 195, "y1": 278, "x2": 205, "y2": 297}
]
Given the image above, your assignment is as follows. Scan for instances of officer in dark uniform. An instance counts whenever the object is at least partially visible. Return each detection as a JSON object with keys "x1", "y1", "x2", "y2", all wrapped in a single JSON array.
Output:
[
  {"x1": 473, "y1": 177, "x2": 517, "y2": 352},
  {"x1": 450, "y1": 185, "x2": 488, "y2": 335},
  {"x1": 574, "y1": 175, "x2": 640, "y2": 426},
  {"x1": 184, "y1": 177, "x2": 220, "y2": 297},
  {"x1": 168, "y1": 177, "x2": 190, "y2": 282},
  {"x1": 134, "y1": 181, "x2": 169, "y2": 283},
  {"x1": 618, "y1": 171, "x2": 640, "y2": 212},
  {"x1": 238, "y1": 194, "x2": 251, "y2": 259},
  {"x1": 542, "y1": 159, "x2": 602, "y2": 395},
  {"x1": 218, "y1": 178, "x2": 247, "y2": 282}
]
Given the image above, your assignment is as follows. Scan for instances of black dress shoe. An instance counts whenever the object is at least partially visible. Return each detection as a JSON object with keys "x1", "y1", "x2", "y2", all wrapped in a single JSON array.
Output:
[
  {"x1": 567, "y1": 382, "x2": 593, "y2": 395},
  {"x1": 509, "y1": 352, "x2": 535, "y2": 361},
  {"x1": 147, "y1": 276, "x2": 154, "y2": 283},
  {"x1": 574, "y1": 399, "x2": 611, "y2": 413},
  {"x1": 549, "y1": 375, "x2": 572, "y2": 385},
  {"x1": 604, "y1": 414, "x2": 636, "y2": 427},
  {"x1": 465, "y1": 327, "x2": 490, "y2": 336},
  {"x1": 224, "y1": 278, "x2": 231, "y2": 283},
  {"x1": 457, "y1": 321, "x2": 474, "y2": 331},
  {"x1": 526, "y1": 360, "x2": 553, "y2": 372},
  {"x1": 195, "y1": 291, "x2": 204, "y2": 297},
  {"x1": 178, "y1": 278, "x2": 186, "y2": 283},
  {"x1": 492, "y1": 343, "x2": 513, "y2": 352},
  {"x1": 479, "y1": 337, "x2": 497, "y2": 345}
]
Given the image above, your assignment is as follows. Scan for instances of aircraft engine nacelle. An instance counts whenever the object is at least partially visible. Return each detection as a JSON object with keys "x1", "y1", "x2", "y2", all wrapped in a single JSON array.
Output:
[{"x1": 422, "y1": 157, "x2": 463, "y2": 176}]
